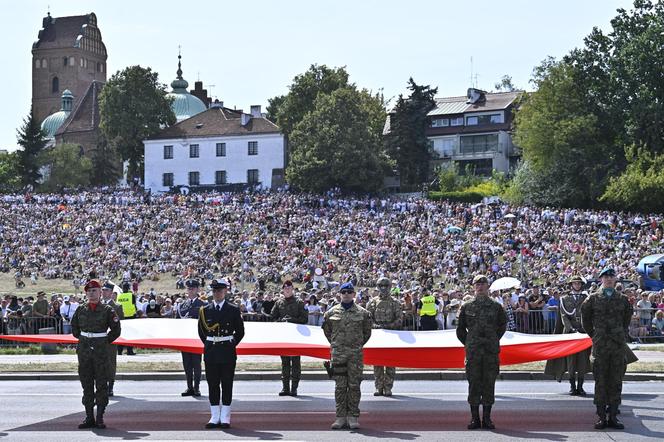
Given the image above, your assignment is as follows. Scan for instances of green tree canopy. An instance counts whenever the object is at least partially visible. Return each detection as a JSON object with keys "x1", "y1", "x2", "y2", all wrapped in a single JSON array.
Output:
[
  {"x1": 89, "y1": 134, "x2": 122, "y2": 186},
  {"x1": 286, "y1": 87, "x2": 391, "y2": 193},
  {"x1": 39, "y1": 143, "x2": 93, "y2": 191},
  {"x1": 16, "y1": 107, "x2": 48, "y2": 188},
  {"x1": 0, "y1": 152, "x2": 21, "y2": 193},
  {"x1": 99, "y1": 65, "x2": 175, "y2": 182}
]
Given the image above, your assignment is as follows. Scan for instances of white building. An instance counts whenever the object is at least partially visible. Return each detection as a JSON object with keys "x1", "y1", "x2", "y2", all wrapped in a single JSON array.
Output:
[{"x1": 143, "y1": 104, "x2": 285, "y2": 192}]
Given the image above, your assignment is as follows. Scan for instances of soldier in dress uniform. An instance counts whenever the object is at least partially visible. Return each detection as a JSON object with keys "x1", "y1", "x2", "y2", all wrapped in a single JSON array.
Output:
[
  {"x1": 270, "y1": 280, "x2": 308, "y2": 396},
  {"x1": 366, "y1": 277, "x2": 402, "y2": 396},
  {"x1": 560, "y1": 275, "x2": 592, "y2": 395},
  {"x1": 177, "y1": 278, "x2": 207, "y2": 397},
  {"x1": 456, "y1": 274, "x2": 507, "y2": 430},
  {"x1": 322, "y1": 282, "x2": 373, "y2": 430},
  {"x1": 70, "y1": 279, "x2": 121, "y2": 429},
  {"x1": 101, "y1": 281, "x2": 124, "y2": 397},
  {"x1": 198, "y1": 278, "x2": 245, "y2": 429}
]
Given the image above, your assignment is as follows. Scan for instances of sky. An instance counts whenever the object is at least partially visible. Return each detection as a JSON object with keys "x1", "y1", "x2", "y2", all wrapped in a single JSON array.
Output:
[{"x1": 1, "y1": 0, "x2": 634, "y2": 151}]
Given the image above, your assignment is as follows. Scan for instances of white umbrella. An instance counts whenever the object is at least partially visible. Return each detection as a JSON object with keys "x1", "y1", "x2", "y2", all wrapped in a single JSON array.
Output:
[
  {"x1": 504, "y1": 214, "x2": 516, "y2": 219},
  {"x1": 490, "y1": 277, "x2": 521, "y2": 292}
]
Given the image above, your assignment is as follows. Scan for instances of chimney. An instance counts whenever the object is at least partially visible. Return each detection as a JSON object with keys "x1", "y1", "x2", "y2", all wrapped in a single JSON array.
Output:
[
  {"x1": 250, "y1": 105, "x2": 262, "y2": 118},
  {"x1": 241, "y1": 113, "x2": 251, "y2": 126},
  {"x1": 210, "y1": 99, "x2": 224, "y2": 109}
]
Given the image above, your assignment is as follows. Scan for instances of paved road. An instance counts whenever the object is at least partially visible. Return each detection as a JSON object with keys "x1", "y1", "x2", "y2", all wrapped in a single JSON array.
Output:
[{"x1": 1, "y1": 380, "x2": 663, "y2": 441}]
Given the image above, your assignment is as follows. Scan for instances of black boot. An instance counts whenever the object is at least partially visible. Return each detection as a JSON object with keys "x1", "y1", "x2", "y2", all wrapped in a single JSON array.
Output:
[
  {"x1": 181, "y1": 379, "x2": 194, "y2": 396},
  {"x1": 569, "y1": 377, "x2": 578, "y2": 395},
  {"x1": 108, "y1": 381, "x2": 114, "y2": 397},
  {"x1": 96, "y1": 406, "x2": 106, "y2": 429},
  {"x1": 482, "y1": 405, "x2": 495, "y2": 430},
  {"x1": 468, "y1": 405, "x2": 481, "y2": 430},
  {"x1": 607, "y1": 405, "x2": 624, "y2": 429},
  {"x1": 278, "y1": 380, "x2": 290, "y2": 396},
  {"x1": 594, "y1": 406, "x2": 607, "y2": 430},
  {"x1": 78, "y1": 406, "x2": 96, "y2": 429},
  {"x1": 290, "y1": 380, "x2": 299, "y2": 397},
  {"x1": 576, "y1": 378, "x2": 586, "y2": 396},
  {"x1": 193, "y1": 382, "x2": 201, "y2": 397}
]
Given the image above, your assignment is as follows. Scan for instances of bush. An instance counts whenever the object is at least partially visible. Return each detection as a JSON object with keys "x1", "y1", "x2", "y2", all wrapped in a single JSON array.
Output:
[{"x1": 428, "y1": 190, "x2": 485, "y2": 203}]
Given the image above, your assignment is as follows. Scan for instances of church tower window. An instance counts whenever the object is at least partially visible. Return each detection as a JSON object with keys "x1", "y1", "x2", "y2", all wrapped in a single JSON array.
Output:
[{"x1": 52, "y1": 77, "x2": 59, "y2": 93}]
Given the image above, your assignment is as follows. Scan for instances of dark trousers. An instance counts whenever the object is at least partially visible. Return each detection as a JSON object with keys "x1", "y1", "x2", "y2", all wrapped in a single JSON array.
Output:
[
  {"x1": 420, "y1": 315, "x2": 438, "y2": 331},
  {"x1": 181, "y1": 351, "x2": 202, "y2": 388},
  {"x1": 206, "y1": 361, "x2": 236, "y2": 406},
  {"x1": 280, "y1": 356, "x2": 301, "y2": 381},
  {"x1": 117, "y1": 345, "x2": 135, "y2": 355}
]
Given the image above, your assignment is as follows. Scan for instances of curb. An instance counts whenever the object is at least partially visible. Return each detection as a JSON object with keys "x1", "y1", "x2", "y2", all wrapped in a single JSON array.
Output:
[{"x1": 1, "y1": 371, "x2": 663, "y2": 382}]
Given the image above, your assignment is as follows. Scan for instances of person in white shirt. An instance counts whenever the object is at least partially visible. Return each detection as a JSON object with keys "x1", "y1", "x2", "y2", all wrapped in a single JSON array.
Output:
[{"x1": 60, "y1": 296, "x2": 79, "y2": 334}]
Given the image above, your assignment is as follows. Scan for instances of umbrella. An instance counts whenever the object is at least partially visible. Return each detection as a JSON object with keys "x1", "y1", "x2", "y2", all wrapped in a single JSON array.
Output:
[
  {"x1": 504, "y1": 214, "x2": 516, "y2": 219},
  {"x1": 490, "y1": 277, "x2": 521, "y2": 292},
  {"x1": 445, "y1": 226, "x2": 463, "y2": 234}
]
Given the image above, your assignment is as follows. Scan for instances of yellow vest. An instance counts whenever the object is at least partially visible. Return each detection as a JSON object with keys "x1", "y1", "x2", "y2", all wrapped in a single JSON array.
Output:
[
  {"x1": 419, "y1": 295, "x2": 437, "y2": 316},
  {"x1": 117, "y1": 292, "x2": 136, "y2": 318}
]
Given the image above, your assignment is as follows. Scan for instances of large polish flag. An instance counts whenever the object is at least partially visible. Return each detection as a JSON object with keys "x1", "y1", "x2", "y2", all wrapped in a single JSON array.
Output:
[{"x1": 0, "y1": 320, "x2": 591, "y2": 369}]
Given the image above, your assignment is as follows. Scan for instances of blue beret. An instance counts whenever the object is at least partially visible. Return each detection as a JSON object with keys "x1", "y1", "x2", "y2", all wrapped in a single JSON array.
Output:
[
  {"x1": 598, "y1": 267, "x2": 616, "y2": 278},
  {"x1": 339, "y1": 282, "x2": 355, "y2": 292}
]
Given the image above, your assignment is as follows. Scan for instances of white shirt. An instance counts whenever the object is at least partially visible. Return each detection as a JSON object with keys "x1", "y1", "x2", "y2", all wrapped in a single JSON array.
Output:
[
  {"x1": 240, "y1": 298, "x2": 252, "y2": 312},
  {"x1": 213, "y1": 300, "x2": 225, "y2": 311},
  {"x1": 60, "y1": 302, "x2": 78, "y2": 321}
]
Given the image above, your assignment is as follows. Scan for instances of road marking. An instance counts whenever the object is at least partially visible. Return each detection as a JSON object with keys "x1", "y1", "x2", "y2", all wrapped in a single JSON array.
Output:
[{"x1": 1, "y1": 392, "x2": 663, "y2": 397}]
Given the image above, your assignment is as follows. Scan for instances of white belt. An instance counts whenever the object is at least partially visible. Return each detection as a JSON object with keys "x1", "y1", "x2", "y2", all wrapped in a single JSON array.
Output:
[
  {"x1": 206, "y1": 336, "x2": 233, "y2": 342},
  {"x1": 80, "y1": 331, "x2": 108, "y2": 338}
]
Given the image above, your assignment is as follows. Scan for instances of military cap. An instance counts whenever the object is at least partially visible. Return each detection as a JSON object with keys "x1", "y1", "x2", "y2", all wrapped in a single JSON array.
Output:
[
  {"x1": 282, "y1": 280, "x2": 293, "y2": 288},
  {"x1": 36, "y1": 291, "x2": 46, "y2": 296},
  {"x1": 598, "y1": 267, "x2": 616, "y2": 278},
  {"x1": 102, "y1": 282, "x2": 115, "y2": 291},
  {"x1": 339, "y1": 282, "x2": 355, "y2": 292},
  {"x1": 209, "y1": 278, "x2": 229, "y2": 289},
  {"x1": 568, "y1": 275, "x2": 584, "y2": 284},
  {"x1": 472, "y1": 274, "x2": 489, "y2": 284},
  {"x1": 84, "y1": 279, "x2": 102, "y2": 291},
  {"x1": 376, "y1": 277, "x2": 391, "y2": 288},
  {"x1": 185, "y1": 278, "x2": 201, "y2": 288}
]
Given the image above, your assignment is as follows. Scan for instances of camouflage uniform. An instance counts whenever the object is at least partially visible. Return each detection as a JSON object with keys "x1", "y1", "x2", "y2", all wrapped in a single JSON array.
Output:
[
  {"x1": 71, "y1": 302, "x2": 121, "y2": 423},
  {"x1": 581, "y1": 287, "x2": 632, "y2": 425},
  {"x1": 366, "y1": 284, "x2": 402, "y2": 396},
  {"x1": 322, "y1": 302, "x2": 372, "y2": 419},
  {"x1": 270, "y1": 294, "x2": 308, "y2": 395}
]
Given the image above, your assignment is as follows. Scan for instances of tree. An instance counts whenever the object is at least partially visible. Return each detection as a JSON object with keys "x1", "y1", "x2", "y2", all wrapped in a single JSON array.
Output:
[
  {"x1": 494, "y1": 75, "x2": 516, "y2": 92},
  {"x1": 286, "y1": 87, "x2": 391, "y2": 193},
  {"x1": 16, "y1": 107, "x2": 48, "y2": 188},
  {"x1": 99, "y1": 65, "x2": 175, "y2": 182},
  {"x1": 385, "y1": 78, "x2": 437, "y2": 186},
  {"x1": 39, "y1": 143, "x2": 93, "y2": 191},
  {"x1": 0, "y1": 152, "x2": 21, "y2": 193},
  {"x1": 89, "y1": 134, "x2": 122, "y2": 186}
]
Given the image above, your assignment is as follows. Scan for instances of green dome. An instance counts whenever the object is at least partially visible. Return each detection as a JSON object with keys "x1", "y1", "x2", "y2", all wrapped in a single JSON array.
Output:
[
  {"x1": 167, "y1": 53, "x2": 206, "y2": 122},
  {"x1": 41, "y1": 90, "x2": 73, "y2": 138}
]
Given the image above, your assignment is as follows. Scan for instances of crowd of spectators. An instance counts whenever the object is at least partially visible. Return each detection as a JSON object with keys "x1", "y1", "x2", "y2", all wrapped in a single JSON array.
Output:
[{"x1": 1, "y1": 188, "x2": 664, "y2": 342}]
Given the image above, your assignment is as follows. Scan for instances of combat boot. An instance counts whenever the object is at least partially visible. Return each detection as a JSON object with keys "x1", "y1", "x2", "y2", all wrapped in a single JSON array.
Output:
[
  {"x1": 78, "y1": 406, "x2": 96, "y2": 429},
  {"x1": 373, "y1": 389, "x2": 383, "y2": 396},
  {"x1": 467, "y1": 405, "x2": 481, "y2": 430},
  {"x1": 482, "y1": 405, "x2": 495, "y2": 430},
  {"x1": 594, "y1": 406, "x2": 607, "y2": 429},
  {"x1": 290, "y1": 380, "x2": 299, "y2": 397},
  {"x1": 383, "y1": 387, "x2": 393, "y2": 397},
  {"x1": 108, "y1": 381, "x2": 114, "y2": 397},
  {"x1": 96, "y1": 406, "x2": 106, "y2": 429},
  {"x1": 569, "y1": 377, "x2": 578, "y2": 395},
  {"x1": 607, "y1": 405, "x2": 624, "y2": 429},
  {"x1": 193, "y1": 381, "x2": 201, "y2": 397},
  {"x1": 347, "y1": 416, "x2": 360, "y2": 430},
  {"x1": 278, "y1": 380, "x2": 290, "y2": 396},
  {"x1": 576, "y1": 378, "x2": 586, "y2": 396},
  {"x1": 331, "y1": 416, "x2": 347, "y2": 429}
]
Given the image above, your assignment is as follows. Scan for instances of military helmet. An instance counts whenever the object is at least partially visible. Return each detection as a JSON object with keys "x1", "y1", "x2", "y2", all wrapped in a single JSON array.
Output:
[
  {"x1": 568, "y1": 275, "x2": 584, "y2": 284},
  {"x1": 376, "y1": 277, "x2": 391, "y2": 288}
]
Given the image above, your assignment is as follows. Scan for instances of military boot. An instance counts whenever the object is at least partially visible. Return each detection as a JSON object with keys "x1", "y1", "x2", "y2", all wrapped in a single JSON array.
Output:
[
  {"x1": 468, "y1": 405, "x2": 481, "y2": 430},
  {"x1": 347, "y1": 416, "x2": 360, "y2": 430},
  {"x1": 373, "y1": 389, "x2": 383, "y2": 396},
  {"x1": 607, "y1": 405, "x2": 624, "y2": 430},
  {"x1": 569, "y1": 377, "x2": 578, "y2": 395},
  {"x1": 78, "y1": 406, "x2": 96, "y2": 429},
  {"x1": 96, "y1": 406, "x2": 106, "y2": 429},
  {"x1": 278, "y1": 379, "x2": 290, "y2": 396},
  {"x1": 193, "y1": 381, "x2": 201, "y2": 397},
  {"x1": 383, "y1": 387, "x2": 393, "y2": 397},
  {"x1": 331, "y1": 416, "x2": 347, "y2": 430},
  {"x1": 594, "y1": 406, "x2": 608, "y2": 429},
  {"x1": 576, "y1": 378, "x2": 586, "y2": 396},
  {"x1": 108, "y1": 381, "x2": 114, "y2": 397},
  {"x1": 290, "y1": 380, "x2": 299, "y2": 397},
  {"x1": 482, "y1": 405, "x2": 495, "y2": 430}
]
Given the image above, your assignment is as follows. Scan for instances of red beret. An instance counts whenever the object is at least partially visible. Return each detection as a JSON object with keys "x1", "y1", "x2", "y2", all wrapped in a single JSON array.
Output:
[{"x1": 84, "y1": 279, "x2": 102, "y2": 291}]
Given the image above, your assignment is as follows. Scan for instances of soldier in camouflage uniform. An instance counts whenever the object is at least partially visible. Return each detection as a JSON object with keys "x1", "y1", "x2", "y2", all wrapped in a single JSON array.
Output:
[
  {"x1": 270, "y1": 280, "x2": 308, "y2": 396},
  {"x1": 101, "y1": 281, "x2": 124, "y2": 397},
  {"x1": 581, "y1": 267, "x2": 633, "y2": 430},
  {"x1": 71, "y1": 279, "x2": 121, "y2": 429},
  {"x1": 366, "y1": 277, "x2": 402, "y2": 396},
  {"x1": 322, "y1": 282, "x2": 373, "y2": 430},
  {"x1": 456, "y1": 274, "x2": 507, "y2": 430}
]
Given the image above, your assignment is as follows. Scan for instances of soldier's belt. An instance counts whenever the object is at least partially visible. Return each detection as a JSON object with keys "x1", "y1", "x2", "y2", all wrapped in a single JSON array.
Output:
[
  {"x1": 79, "y1": 331, "x2": 108, "y2": 338},
  {"x1": 206, "y1": 336, "x2": 233, "y2": 342}
]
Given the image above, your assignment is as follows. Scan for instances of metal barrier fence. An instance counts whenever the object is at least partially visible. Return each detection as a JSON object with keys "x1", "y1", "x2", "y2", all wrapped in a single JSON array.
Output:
[
  {"x1": 0, "y1": 316, "x2": 61, "y2": 347},
  {"x1": 629, "y1": 307, "x2": 664, "y2": 343}
]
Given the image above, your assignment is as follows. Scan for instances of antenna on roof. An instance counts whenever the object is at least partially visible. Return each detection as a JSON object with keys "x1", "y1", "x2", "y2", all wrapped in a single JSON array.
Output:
[
  {"x1": 207, "y1": 84, "x2": 215, "y2": 97},
  {"x1": 470, "y1": 56, "x2": 473, "y2": 88}
]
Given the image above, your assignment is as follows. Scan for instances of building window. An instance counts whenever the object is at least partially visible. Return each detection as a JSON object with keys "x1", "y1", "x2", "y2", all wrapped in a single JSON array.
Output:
[
  {"x1": 162, "y1": 173, "x2": 174, "y2": 187},
  {"x1": 80, "y1": 58, "x2": 84, "y2": 67},
  {"x1": 431, "y1": 118, "x2": 449, "y2": 128},
  {"x1": 69, "y1": 56, "x2": 75, "y2": 66},
  {"x1": 490, "y1": 113, "x2": 504, "y2": 124},
  {"x1": 450, "y1": 117, "x2": 464, "y2": 126},
  {"x1": 42, "y1": 58, "x2": 47, "y2": 68},
  {"x1": 248, "y1": 141, "x2": 258, "y2": 156},
  {"x1": 216, "y1": 143, "x2": 226, "y2": 157},
  {"x1": 188, "y1": 171, "x2": 200, "y2": 186},
  {"x1": 35, "y1": 59, "x2": 41, "y2": 69},
  {"x1": 247, "y1": 169, "x2": 259, "y2": 184},
  {"x1": 52, "y1": 77, "x2": 59, "y2": 93},
  {"x1": 63, "y1": 57, "x2": 68, "y2": 66},
  {"x1": 97, "y1": 62, "x2": 102, "y2": 73},
  {"x1": 459, "y1": 134, "x2": 499, "y2": 154},
  {"x1": 163, "y1": 145, "x2": 173, "y2": 159},
  {"x1": 215, "y1": 170, "x2": 227, "y2": 185},
  {"x1": 189, "y1": 144, "x2": 199, "y2": 158},
  {"x1": 466, "y1": 116, "x2": 479, "y2": 126},
  {"x1": 467, "y1": 114, "x2": 504, "y2": 126}
]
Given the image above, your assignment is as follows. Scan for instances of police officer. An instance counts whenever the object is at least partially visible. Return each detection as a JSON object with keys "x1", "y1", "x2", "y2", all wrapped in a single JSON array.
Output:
[
  {"x1": 198, "y1": 278, "x2": 244, "y2": 429},
  {"x1": 177, "y1": 278, "x2": 207, "y2": 397},
  {"x1": 560, "y1": 275, "x2": 591, "y2": 395},
  {"x1": 456, "y1": 274, "x2": 507, "y2": 430},
  {"x1": 581, "y1": 267, "x2": 633, "y2": 430},
  {"x1": 366, "y1": 277, "x2": 402, "y2": 396},
  {"x1": 270, "y1": 280, "x2": 308, "y2": 396},
  {"x1": 416, "y1": 289, "x2": 440, "y2": 330},
  {"x1": 101, "y1": 281, "x2": 124, "y2": 397},
  {"x1": 71, "y1": 279, "x2": 121, "y2": 429},
  {"x1": 322, "y1": 282, "x2": 372, "y2": 430}
]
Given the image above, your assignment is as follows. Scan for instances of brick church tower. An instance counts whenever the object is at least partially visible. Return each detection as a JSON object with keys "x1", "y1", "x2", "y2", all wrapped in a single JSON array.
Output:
[{"x1": 31, "y1": 12, "x2": 107, "y2": 124}]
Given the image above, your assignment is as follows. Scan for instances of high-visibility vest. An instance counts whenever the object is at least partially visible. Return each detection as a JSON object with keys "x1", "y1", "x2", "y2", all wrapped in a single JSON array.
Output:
[
  {"x1": 419, "y1": 295, "x2": 437, "y2": 316},
  {"x1": 117, "y1": 292, "x2": 136, "y2": 318}
]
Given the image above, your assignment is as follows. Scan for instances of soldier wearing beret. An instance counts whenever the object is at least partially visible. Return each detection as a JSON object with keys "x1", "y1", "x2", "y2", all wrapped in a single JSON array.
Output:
[
  {"x1": 198, "y1": 278, "x2": 244, "y2": 429},
  {"x1": 101, "y1": 281, "x2": 124, "y2": 397},
  {"x1": 177, "y1": 278, "x2": 207, "y2": 397},
  {"x1": 456, "y1": 274, "x2": 507, "y2": 430},
  {"x1": 70, "y1": 279, "x2": 121, "y2": 429},
  {"x1": 581, "y1": 267, "x2": 633, "y2": 430}
]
